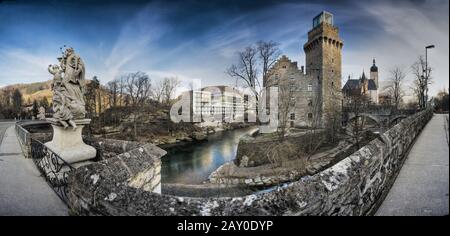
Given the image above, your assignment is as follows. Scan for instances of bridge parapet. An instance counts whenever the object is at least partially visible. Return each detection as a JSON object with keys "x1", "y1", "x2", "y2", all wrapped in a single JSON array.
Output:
[
  {"x1": 67, "y1": 109, "x2": 433, "y2": 216},
  {"x1": 343, "y1": 106, "x2": 417, "y2": 128}
]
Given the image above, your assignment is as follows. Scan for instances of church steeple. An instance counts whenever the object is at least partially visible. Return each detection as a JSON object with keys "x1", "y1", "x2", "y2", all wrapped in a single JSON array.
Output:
[
  {"x1": 370, "y1": 58, "x2": 379, "y2": 88},
  {"x1": 370, "y1": 58, "x2": 378, "y2": 72}
]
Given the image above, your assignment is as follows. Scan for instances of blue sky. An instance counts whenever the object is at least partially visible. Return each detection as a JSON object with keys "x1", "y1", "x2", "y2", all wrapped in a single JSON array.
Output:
[{"x1": 0, "y1": 0, "x2": 448, "y2": 97}]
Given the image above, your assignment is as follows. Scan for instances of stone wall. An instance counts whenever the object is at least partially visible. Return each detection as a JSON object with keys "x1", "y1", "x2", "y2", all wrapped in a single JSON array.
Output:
[
  {"x1": 67, "y1": 138, "x2": 166, "y2": 212},
  {"x1": 67, "y1": 109, "x2": 432, "y2": 216},
  {"x1": 235, "y1": 131, "x2": 326, "y2": 167},
  {"x1": 209, "y1": 140, "x2": 355, "y2": 187}
]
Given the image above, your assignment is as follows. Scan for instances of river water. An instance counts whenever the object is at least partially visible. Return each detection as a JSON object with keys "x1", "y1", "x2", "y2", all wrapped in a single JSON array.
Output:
[{"x1": 161, "y1": 127, "x2": 258, "y2": 184}]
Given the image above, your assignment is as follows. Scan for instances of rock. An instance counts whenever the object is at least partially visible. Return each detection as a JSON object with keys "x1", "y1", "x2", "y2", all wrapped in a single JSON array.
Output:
[
  {"x1": 192, "y1": 132, "x2": 207, "y2": 141},
  {"x1": 239, "y1": 155, "x2": 249, "y2": 168},
  {"x1": 166, "y1": 138, "x2": 177, "y2": 144}
]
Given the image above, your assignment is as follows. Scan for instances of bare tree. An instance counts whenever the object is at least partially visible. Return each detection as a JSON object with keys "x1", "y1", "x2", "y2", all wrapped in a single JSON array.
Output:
[
  {"x1": 106, "y1": 80, "x2": 119, "y2": 108},
  {"x1": 304, "y1": 81, "x2": 326, "y2": 161},
  {"x1": 257, "y1": 40, "x2": 281, "y2": 88},
  {"x1": 343, "y1": 93, "x2": 371, "y2": 149},
  {"x1": 124, "y1": 71, "x2": 152, "y2": 106},
  {"x1": 227, "y1": 41, "x2": 281, "y2": 123},
  {"x1": 411, "y1": 56, "x2": 432, "y2": 109},
  {"x1": 277, "y1": 78, "x2": 296, "y2": 140},
  {"x1": 324, "y1": 83, "x2": 342, "y2": 144},
  {"x1": 124, "y1": 71, "x2": 152, "y2": 139},
  {"x1": 84, "y1": 76, "x2": 100, "y2": 119},
  {"x1": 152, "y1": 80, "x2": 164, "y2": 103},
  {"x1": 386, "y1": 67, "x2": 406, "y2": 110},
  {"x1": 227, "y1": 46, "x2": 259, "y2": 101},
  {"x1": 117, "y1": 76, "x2": 126, "y2": 107},
  {"x1": 162, "y1": 77, "x2": 181, "y2": 105}
]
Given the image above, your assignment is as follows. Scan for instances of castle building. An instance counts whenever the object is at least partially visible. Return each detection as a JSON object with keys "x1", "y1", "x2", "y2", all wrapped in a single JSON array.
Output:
[
  {"x1": 266, "y1": 11, "x2": 343, "y2": 127},
  {"x1": 342, "y1": 59, "x2": 379, "y2": 104}
]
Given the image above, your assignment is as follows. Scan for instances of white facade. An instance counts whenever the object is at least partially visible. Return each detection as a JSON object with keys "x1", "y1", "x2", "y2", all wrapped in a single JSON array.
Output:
[{"x1": 191, "y1": 86, "x2": 248, "y2": 124}]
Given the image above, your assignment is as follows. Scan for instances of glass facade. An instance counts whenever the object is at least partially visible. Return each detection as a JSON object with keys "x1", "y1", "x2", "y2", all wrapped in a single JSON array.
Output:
[{"x1": 313, "y1": 11, "x2": 333, "y2": 28}]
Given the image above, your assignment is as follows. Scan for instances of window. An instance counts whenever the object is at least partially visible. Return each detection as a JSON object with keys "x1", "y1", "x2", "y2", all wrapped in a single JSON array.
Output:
[
  {"x1": 308, "y1": 99, "x2": 313, "y2": 107},
  {"x1": 307, "y1": 84, "x2": 313, "y2": 91},
  {"x1": 282, "y1": 65, "x2": 287, "y2": 69},
  {"x1": 308, "y1": 113, "x2": 313, "y2": 120},
  {"x1": 290, "y1": 113, "x2": 295, "y2": 120}
]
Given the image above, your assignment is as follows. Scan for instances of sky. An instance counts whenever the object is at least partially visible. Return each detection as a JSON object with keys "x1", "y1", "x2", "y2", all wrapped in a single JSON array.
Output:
[{"x1": 0, "y1": 0, "x2": 448, "y2": 98}]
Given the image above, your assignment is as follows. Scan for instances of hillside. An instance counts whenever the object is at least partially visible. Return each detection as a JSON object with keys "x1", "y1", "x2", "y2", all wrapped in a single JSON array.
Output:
[
  {"x1": 0, "y1": 79, "x2": 116, "y2": 113},
  {"x1": 0, "y1": 80, "x2": 53, "y2": 105}
]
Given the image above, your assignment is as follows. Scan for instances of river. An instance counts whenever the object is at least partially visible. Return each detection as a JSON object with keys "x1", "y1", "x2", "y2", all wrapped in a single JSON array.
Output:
[{"x1": 161, "y1": 127, "x2": 258, "y2": 184}]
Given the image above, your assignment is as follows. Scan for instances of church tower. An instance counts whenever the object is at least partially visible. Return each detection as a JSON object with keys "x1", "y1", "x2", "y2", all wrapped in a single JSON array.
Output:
[
  {"x1": 370, "y1": 58, "x2": 379, "y2": 88},
  {"x1": 303, "y1": 11, "x2": 343, "y2": 125}
]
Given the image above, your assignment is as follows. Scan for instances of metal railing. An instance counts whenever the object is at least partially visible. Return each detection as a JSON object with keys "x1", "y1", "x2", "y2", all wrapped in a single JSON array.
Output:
[
  {"x1": 15, "y1": 124, "x2": 30, "y2": 146},
  {"x1": 30, "y1": 138, "x2": 74, "y2": 204}
]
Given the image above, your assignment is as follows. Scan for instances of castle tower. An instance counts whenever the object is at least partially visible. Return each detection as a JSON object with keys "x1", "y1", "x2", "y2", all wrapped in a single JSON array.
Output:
[
  {"x1": 303, "y1": 11, "x2": 343, "y2": 125},
  {"x1": 370, "y1": 58, "x2": 378, "y2": 88}
]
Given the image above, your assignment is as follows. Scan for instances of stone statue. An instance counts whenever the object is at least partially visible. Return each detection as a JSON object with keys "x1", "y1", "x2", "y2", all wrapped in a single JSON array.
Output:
[
  {"x1": 48, "y1": 47, "x2": 87, "y2": 130},
  {"x1": 37, "y1": 106, "x2": 46, "y2": 120},
  {"x1": 45, "y1": 47, "x2": 96, "y2": 165}
]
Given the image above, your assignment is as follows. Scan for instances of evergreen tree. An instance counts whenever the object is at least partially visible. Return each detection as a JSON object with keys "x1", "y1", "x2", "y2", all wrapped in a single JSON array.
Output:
[
  {"x1": 32, "y1": 99, "x2": 39, "y2": 117},
  {"x1": 12, "y1": 89, "x2": 23, "y2": 116},
  {"x1": 40, "y1": 97, "x2": 49, "y2": 110}
]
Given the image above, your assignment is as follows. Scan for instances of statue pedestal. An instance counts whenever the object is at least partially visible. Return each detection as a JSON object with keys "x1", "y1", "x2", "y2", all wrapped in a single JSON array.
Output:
[{"x1": 45, "y1": 118, "x2": 96, "y2": 164}]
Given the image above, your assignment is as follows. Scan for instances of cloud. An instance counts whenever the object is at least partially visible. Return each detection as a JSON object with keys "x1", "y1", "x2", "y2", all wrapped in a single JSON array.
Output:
[
  {"x1": 102, "y1": 2, "x2": 171, "y2": 81},
  {"x1": 353, "y1": 0, "x2": 449, "y2": 97},
  {"x1": 0, "y1": 0, "x2": 447, "y2": 99},
  {"x1": 0, "y1": 47, "x2": 55, "y2": 82}
]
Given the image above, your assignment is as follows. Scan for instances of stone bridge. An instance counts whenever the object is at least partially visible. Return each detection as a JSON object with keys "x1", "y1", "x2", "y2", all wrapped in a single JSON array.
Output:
[{"x1": 343, "y1": 106, "x2": 416, "y2": 129}]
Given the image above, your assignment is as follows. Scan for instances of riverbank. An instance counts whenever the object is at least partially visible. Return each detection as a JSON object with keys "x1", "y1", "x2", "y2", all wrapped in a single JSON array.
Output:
[
  {"x1": 99, "y1": 121, "x2": 255, "y2": 147},
  {"x1": 161, "y1": 127, "x2": 258, "y2": 185}
]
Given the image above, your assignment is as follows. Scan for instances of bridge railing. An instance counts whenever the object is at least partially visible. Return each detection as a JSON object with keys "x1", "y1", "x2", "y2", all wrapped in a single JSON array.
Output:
[
  {"x1": 30, "y1": 138, "x2": 74, "y2": 204},
  {"x1": 342, "y1": 105, "x2": 417, "y2": 115},
  {"x1": 15, "y1": 123, "x2": 30, "y2": 147}
]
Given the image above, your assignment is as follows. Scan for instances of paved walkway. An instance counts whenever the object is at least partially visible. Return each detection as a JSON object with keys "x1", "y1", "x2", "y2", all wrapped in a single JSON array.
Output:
[
  {"x1": 376, "y1": 114, "x2": 449, "y2": 216},
  {"x1": 0, "y1": 123, "x2": 67, "y2": 216}
]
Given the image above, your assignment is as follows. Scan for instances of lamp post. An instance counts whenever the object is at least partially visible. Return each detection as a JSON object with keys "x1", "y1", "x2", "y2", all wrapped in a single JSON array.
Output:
[{"x1": 424, "y1": 45, "x2": 435, "y2": 108}]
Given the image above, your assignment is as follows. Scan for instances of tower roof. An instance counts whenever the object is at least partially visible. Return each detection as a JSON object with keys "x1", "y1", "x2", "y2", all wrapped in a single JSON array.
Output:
[
  {"x1": 312, "y1": 11, "x2": 333, "y2": 28},
  {"x1": 361, "y1": 70, "x2": 367, "y2": 81},
  {"x1": 370, "y1": 58, "x2": 378, "y2": 72}
]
